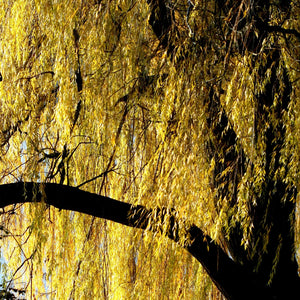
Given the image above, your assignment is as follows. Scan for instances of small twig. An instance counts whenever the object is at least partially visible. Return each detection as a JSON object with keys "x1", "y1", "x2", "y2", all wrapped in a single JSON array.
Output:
[
  {"x1": 76, "y1": 168, "x2": 117, "y2": 188},
  {"x1": 16, "y1": 71, "x2": 55, "y2": 81},
  {"x1": 186, "y1": 0, "x2": 195, "y2": 36}
]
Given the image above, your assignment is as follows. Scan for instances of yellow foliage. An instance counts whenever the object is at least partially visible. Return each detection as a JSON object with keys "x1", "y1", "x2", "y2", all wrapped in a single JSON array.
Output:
[{"x1": 0, "y1": 0, "x2": 299, "y2": 299}]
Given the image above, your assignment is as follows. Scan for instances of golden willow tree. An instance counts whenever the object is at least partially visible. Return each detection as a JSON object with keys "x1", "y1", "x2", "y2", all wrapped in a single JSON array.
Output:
[{"x1": 0, "y1": 0, "x2": 299, "y2": 299}]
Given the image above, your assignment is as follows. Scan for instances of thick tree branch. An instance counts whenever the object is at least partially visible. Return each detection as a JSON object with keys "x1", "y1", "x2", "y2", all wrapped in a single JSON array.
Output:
[{"x1": 0, "y1": 182, "x2": 265, "y2": 300}]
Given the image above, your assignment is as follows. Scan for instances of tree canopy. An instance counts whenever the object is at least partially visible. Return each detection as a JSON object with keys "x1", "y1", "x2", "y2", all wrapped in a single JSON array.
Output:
[{"x1": 0, "y1": 0, "x2": 299, "y2": 299}]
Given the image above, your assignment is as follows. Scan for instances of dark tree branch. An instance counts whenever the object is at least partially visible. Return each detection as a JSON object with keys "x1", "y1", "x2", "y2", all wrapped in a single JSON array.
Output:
[
  {"x1": 266, "y1": 25, "x2": 300, "y2": 41},
  {"x1": 0, "y1": 182, "x2": 266, "y2": 300},
  {"x1": 17, "y1": 71, "x2": 55, "y2": 81}
]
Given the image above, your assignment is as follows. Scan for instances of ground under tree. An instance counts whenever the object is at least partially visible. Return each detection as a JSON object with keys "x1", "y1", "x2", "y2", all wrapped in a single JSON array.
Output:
[{"x1": 0, "y1": 1, "x2": 299, "y2": 299}]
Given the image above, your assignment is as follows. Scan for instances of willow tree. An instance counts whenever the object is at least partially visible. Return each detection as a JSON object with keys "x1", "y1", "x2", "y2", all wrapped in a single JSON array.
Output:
[{"x1": 0, "y1": 0, "x2": 299, "y2": 299}]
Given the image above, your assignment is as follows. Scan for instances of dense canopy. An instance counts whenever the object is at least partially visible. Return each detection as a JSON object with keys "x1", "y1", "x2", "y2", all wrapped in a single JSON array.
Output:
[{"x1": 0, "y1": 0, "x2": 299, "y2": 299}]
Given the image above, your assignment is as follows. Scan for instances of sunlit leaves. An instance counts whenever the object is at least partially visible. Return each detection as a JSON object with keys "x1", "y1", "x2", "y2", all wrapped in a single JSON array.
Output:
[{"x1": 0, "y1": 0, "x2": 299, "y2": 298}]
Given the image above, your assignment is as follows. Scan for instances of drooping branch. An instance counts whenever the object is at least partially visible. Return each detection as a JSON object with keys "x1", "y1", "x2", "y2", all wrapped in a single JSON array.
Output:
[{"x1": 0, "y1": 182, "x2": 265, "y2": 300}]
